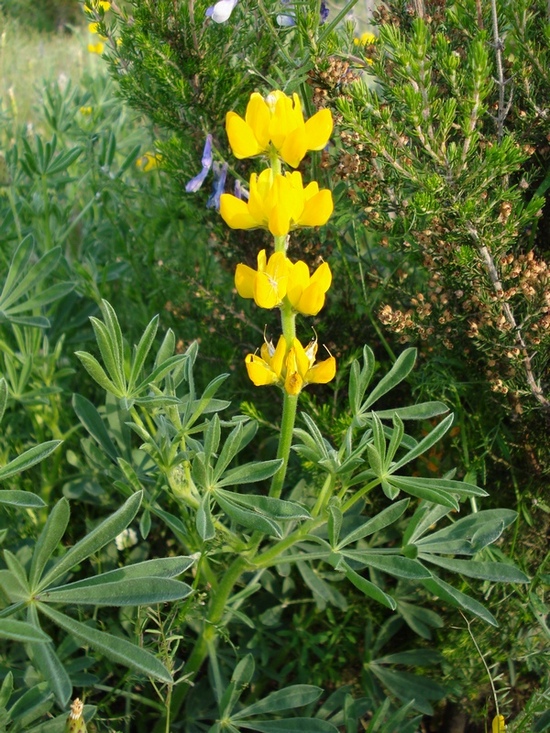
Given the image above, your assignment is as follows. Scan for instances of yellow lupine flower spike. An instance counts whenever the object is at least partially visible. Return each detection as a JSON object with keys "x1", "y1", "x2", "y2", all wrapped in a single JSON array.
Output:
[
  {"x1": 492, "y1": 716, "x2": 506, "y2": 733},
  {"x1": 226, "y1": 90, "x2": 333, "y2": 168},
  {"x1": 245, "y1": 336, "x2": 336, "y2": 394},
  {"x1": 220, "y1": 168, "x2": 333, "y2": 237}
]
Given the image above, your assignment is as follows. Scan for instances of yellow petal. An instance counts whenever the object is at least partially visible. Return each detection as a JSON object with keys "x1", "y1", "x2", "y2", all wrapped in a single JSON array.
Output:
[
  {"x1": 280, "y1": 126, "x2": 307, "y2": 168},
  {"x1": 306, "y1": 356, "x2": 336, "y2": 384},
  {"x1": 235, "y1": 264, "x2": 256, "y2": 299},
  {"x1": 299, "y1": 189, "x2": 334, "y2": 227},
  {"x1": 257, "y1": 249, "x2": 267, "y2": 272},
  {"x1": 271, "y1": 335, "x2": 287, "y2": 378},
  {"x1": 245, "y1": 93, "x2": 271, "y2": 149},
  {"x1": 292, "y1": 338, "x2": 311, "y2": 378},
  {"x1": 304, "y1": 108, "x2": 333, "y2": 151},
  {"x1": 255, "y1": 272, "x2": 281, "y2": 309},
  {"x1": 296, "y1": 283, "x2": 326, "y2": 316},
  {"x1": 284, "y1": 348, "x2": 303, "y2": 395},
  {"x1": 220, "y1": 194, "x2": 258, "y2": 229},
  {"x1": 310, "y1": 261, "x2": 332, "y2": 292},
  {"x1": 286, "y1": 260, "x2": 310, "y2": 308},
  {"x1": 246, "y1": 354, "x2": 279, "y2": 386},
  {"x1": 492, "y1": 717, "x2": 506, "y2": 733},
  {"x1": 226, "y1": 112, "x2": 264, "y2": 158}
]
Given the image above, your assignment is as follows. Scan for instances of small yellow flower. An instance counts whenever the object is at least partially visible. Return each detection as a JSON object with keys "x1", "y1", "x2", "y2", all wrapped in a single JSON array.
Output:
[
  {"x1": 287, "y1": 260, "x2": 332, "y2": 316},
  {"x1": 245, "y1": 335, "x2": 336, "y2": 395},
  {"x1": 492, "y1": 716, "x2": 506, "y2": 733},
  {"x1": 226, "y1": 90, "x2": 333, "y2": 168},
  {"x1": 235, "y1": 250, "x2": 332, "y2": 315},
  {"x1": 136, "y1": 152, "x2": 163, "y2": 172},
  {"x1": 220, "y1": 168, "x2": 333, "y2": 237},
  {"x1": 87, "y1": 41, "x2": 105, "y2": 54},
  {"x1": 79, "y1": 106, "x2": 93, "y2": 115},
  {"x1": 354, "y1": 31, "x2": 377, "y2": 45},
  {"x1": 235, "y1": 250, "x2": 291, "y2": 309}
]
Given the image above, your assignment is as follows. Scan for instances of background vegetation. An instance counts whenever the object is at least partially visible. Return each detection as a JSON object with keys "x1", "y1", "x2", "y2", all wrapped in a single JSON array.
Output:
[{"x1": 0, "y1": 0, "x2": 547, "y2": 731}]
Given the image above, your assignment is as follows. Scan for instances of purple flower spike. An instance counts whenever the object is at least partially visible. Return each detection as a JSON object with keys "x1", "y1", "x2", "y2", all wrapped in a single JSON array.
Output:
[
  {"x1": 185, "y1": 134, "x2": 213, "y2": 193},
  {"x1": 320, "y1": 1, "x2": 329, "y2": 23},
  {"x1": 207, "y1": 162, "x2": 228, "y2": 210}
]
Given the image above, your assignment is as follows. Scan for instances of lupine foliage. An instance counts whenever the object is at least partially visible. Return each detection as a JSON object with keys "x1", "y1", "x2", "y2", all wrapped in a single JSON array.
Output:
[{"x1": 0, "y1": 0, "x2": 547, "y2": 731}]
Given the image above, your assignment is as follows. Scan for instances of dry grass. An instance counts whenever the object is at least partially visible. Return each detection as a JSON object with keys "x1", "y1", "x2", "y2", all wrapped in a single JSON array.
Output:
[{"x1": 0, "y1": 16, "x2": 103, "y2": 132}]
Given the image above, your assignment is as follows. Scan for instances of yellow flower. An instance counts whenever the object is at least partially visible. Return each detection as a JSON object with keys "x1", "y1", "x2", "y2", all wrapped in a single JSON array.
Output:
[
  {"x1": 354, "y1": 31, "x2": 377, "y2": 45},
  {"x1": 87, "y1": 41, "x2": 105, "y2": 54},
  {"x1": 136, "y1": 152, "x2": 163, "y2": 172},
  {"x1": 235, "y1": 250, "x2": 332, "y2": 315},
  {"x1": 245, "y1": 335, "x2": 336, "y2": 395},
  {"x1": 235, "y1": 250, "x2": 291, "y2": 309},
  {"x1": 287, "y1": 259, "x2": 332, "y2": 316},
  {"x1": 220, "y1": 168, "x2": 333, "y2": 237},
  {"x1": 492, "y1": 716, "x2": 506, "y2": 733},
  {"x1": 79, "y1": 106, "x2": 93, "y2": 115},
  {"x1": 226, "y1": 90, "x2": 333, "y2": 168}
]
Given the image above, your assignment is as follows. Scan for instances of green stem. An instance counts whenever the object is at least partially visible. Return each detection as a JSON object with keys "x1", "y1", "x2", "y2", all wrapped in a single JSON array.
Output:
[
  {"x1": 269, "y1": 392, "x2": 298, "y2": 500},
  {"x1": 159, "y1": 556, "x2": 248, "y2": 731}
]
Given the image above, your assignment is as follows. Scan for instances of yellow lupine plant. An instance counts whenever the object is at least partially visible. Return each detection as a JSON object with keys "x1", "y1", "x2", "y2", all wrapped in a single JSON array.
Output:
[{"x1": 226, "y1": 90, "x2": 333, "y2": 168}]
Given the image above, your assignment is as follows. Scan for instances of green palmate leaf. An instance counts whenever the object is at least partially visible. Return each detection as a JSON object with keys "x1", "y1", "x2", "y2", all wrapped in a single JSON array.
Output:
[
  {"x1": 374, "y1": 402, "x2": 449, "y2": 420},
  {"x1": 215, "y1": 494, "x2": 282, "y2": 537},
  {"x1": 128, "y1": 315, "x2": 159, "y2": 389},
  {"x1": 7, "y1": 683, "x2": 56, "y2": 730},
  {"x1": 29, "y1": 498, "x2": 70, "y2": 588},
  {"x1": 10, "y1": 282, "x2": 74, "y2": 313},
  {"x1": 349, "y1": 346, "x2": 376, "y2": 414},
  {"x1": 215, "y1": 489, "x2": 310, "y2": 521},
  {"x1": 219, "y1": 654, "x2": 256, "y2": 718},
  {"x1": 0, "y1": 378, "x2": 7, "y2": 423},
  {"x1": 233, "y1": 686, "x2": 323, "y2": 720},
  {"x1": 27, "y1": 606, "x2": 72, "y2": 707},
  {"x1": 370, "y1": 666, "x2": 444, "y2": 715},
  {"x1": 216, "y1": 459, "x2": 283, "y2": 487},
  {"x1": 340, "y1": 551, "x2": 432, "y2": 580},
  {"x1": 37, "y1": 603, "x2": 172, "y2": 683},
  {"x1": 197, "y1": 494, "x2": 216, "y2": 541},
  {"x1": 37, "y1": 577, "x2": 192, "y2": 606},
  {"x1": 343, "y1": 565, "x2": 396, "y2": 610},
  {"x1": 1, "y1": 235, "x2": 34, "y2": 299},
  {"x1": 297, "y1": 561, "x2": 347, "y2": 611},
  {"x1": 415, "y1": 508, "x2": 517, "y2": 551},
  {"x1": 4, "y1": 550, "x2": 29, "y2": 591},
  {"x1": 37, "y1": 556, "x2": 196, "y2": 592},
  {"x1": 237, "y1": 718, "x2": 339, "y2": 733},
  {"x1": 363, "y1": 348, "x2": 417, "y2": 411},
  {"x1": 74, "y1": 351, "x2": 120, "y2": 394},
  {"x1": 0, "y1": 440, "x2": 62, "y2": 481},
  {"x1": 0, "y1": 618, "x2": 50, "y2": 642},
  {"x1": 337, "y1": 499, "x2": 410, "y2": 549},
  {"x1": 186, "y1": 373, "x2": 230, "y2": 427},
  {"x1": 213, "y1": 422, "x2": 245, "y2": 480},
  {"x1": 204, "y1": 414, "x2": 222, "y2": 460},
  {"x1": 420, "y1": 554, "x2": 529, "y2": 582},
  {"x1": 387, "y1": 475, "x2": 486, "y2": 510},
  {"x1": 0, "y1": 569, "x2": 29, "y2": 602},
  {"x1": 0, "y1": 490, "x2": 46, "y2": 508},
  {"x1": 390, "y1": 414, "x2": 454, "y2": 472},
  {"x1": 37, "y1": 492, "x2": 142, "y2": 592},
  {"x1": 1, "y1": 243, "x2": 61, "y2": 311},
  {"x1": 89, "y1": 317, "x2": 124, "y2": 391},
  {"x1": 136, "y1": 353, "x2": 189, "y2": 392},
  {"x1": 0, "y1": 670, "x2": 13, "y2": 707},
  {"x1": 421, "y1": 576, "x2": 497, "y2": 625},
  {"x1": 72, "y1": 394, "x2": 119, "y2": 461}
]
